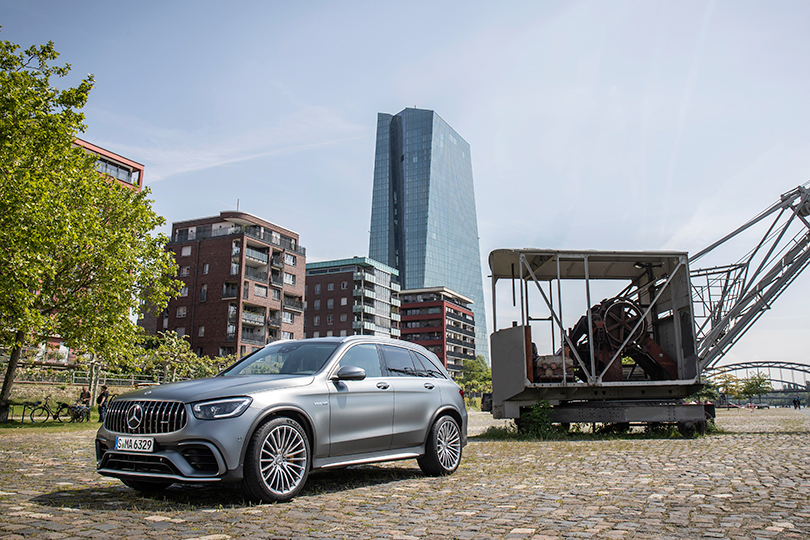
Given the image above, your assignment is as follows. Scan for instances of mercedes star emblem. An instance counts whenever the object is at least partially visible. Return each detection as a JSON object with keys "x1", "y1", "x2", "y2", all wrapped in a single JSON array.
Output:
[{"x1": 126, "y1": 404, "x2": 144, "y2": 430}]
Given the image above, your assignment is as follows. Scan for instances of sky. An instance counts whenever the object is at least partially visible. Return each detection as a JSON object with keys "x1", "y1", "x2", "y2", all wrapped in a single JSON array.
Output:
[{"x1": 3, "y1": 0, "x2": 810, "y2": 379}]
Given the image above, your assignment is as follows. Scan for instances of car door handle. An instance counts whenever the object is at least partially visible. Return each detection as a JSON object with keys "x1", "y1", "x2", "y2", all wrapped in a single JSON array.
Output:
[
  {"x1": 424, "y1": 383, "x2": 435, "y2": 390},
  {"x1": 376, "y1": 382, "x2": 389, "y2": 390}
]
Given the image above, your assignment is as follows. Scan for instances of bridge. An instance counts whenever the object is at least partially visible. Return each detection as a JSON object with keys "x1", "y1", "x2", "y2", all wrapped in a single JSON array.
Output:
[{"x1": 704, "y1": 361, "x2": 810, "y2": 391}]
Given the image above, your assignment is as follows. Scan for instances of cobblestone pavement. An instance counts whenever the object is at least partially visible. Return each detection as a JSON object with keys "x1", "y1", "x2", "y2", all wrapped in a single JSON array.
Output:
[{"x1": 1, "y1": 409, "x2": 809, "y2": 540}]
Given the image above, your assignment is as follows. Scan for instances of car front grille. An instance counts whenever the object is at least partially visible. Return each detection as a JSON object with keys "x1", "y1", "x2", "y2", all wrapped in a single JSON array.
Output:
[
  {"x1": 102, "y1": 452, "x2": 179, "y2": 475},
  {"x1": 105, "y1": 400, "x2": 187, "y2": 434}
]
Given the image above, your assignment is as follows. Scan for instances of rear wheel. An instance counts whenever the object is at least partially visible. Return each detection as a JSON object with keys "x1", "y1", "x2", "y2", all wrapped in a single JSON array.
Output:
[
  {"x1": 242, "y1": 417, "x2": 310, "y2": 503},
  {"x1": 30, "y1": 406, "x2": 50, "y2": 423},
  {"x1": 418, "y1": 416, "x2": 462, "y2": 476},
  {"x1": 121, "y1": 478, "x2": 173, "y2": 493}
]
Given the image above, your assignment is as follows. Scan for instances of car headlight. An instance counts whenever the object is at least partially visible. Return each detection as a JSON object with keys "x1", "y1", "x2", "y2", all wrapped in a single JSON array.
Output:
[{"x1": 192, "y1": 397, "x2": 253, "y2": 420}]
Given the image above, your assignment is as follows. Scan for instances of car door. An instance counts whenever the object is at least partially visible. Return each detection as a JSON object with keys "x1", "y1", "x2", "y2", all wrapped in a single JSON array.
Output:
[
  {"x1": 380, "y1": 344, "x2": 443, "y2": 450},
  {"x1": 328, "y1": 343, "x2": 393, "y2": 456}
]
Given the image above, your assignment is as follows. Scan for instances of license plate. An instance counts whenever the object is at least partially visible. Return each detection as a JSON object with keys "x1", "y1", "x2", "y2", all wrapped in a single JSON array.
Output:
[{"x1": 115, "y1": 436, "x2": 154, "y2": 453}]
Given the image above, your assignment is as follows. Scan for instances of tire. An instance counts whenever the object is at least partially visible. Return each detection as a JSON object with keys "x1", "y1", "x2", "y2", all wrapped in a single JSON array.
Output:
[
  {"x1": 30, "y1": 406, "x2": 50, "y2": 423},
  {"x1": 241, "y1": 417, "x2": 310, "y2": 503},
  {"x1": 54, "y1": 404, "x2": 71, "y2": 423},
  {"x1": 418, "y1": 415, "x2": 462, "y2": 476},
  {"x1": 121, "y1": 478, "x2": 173, "y2": 493}
]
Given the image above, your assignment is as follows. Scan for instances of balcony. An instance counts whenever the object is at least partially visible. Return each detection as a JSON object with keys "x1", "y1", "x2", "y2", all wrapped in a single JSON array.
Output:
[
  {"x1": 390, "y1": 327, "x2": 401, "y2": 337},
  {"x1": 283, "y1": 297, "x2": 304, "y2": 312},
  {"x1": 352, "y1": 320, "x2": 376, "y2": 331},
  {"x1": 390, "y1": 312, "x2": 401, "y2": 322},
  {"x1": 271, "y1": 255, "x2": 283, "y2": 268},
  {"x1": 267, "y1": 316, "x2": 281, "y2": 328},
  {"x1": 390, "y1": 282, "x2": 401, "y2": 292},
  {"x1": 222, "y1": 285, "x2": 238, "y2": 299},
  {"x1": 244, "y1": 267, "x2": 268, "y2": 283},
  {"x1": 242, "y1": 311, "x2": 265, "y2": 326},
  {"x1": 270, "y1": 274, "x2": 283, "y2": 287},
  {"x1": 245, "y1": 247, "x2": 268, "y2": 264},
  {"x1": 352, "y1": 288, "x2": 376, "y2": 299},
  {"x1": 352, "y1": 304, "x2": 375, "y2": 315},
  {"x1": 241, "y1": 331, "x2": 265, "y2": 345},
  {"x1": 390, "y1": 297, "x2": 401, "y2": 307},
  {"x1": 353, "y1": 271, "x2": 376, "y2": 283}
]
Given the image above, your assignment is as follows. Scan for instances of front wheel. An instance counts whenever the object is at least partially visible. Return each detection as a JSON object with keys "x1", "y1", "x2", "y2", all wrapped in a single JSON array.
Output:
[
  {"x1": 418, "y1": 416, "x2": 462, "y2": 476},
  {"x1": 30, "y1": 406, "x2": 50, "y2": 423},
  {"x1": 241, "y1": 417, "x2": 310, "y2": 503},
  {"x1": 54, "y1": 404, "x2": 72, "y2": 423}
]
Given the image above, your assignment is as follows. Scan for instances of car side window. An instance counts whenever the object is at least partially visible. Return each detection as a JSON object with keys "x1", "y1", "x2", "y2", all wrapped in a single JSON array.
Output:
[
  {"x1": 380, "y1": 345, "x2": 423, "y2": 377},
  {"x1": 410, "y1": 350, "x2": 446, "y2": 379},
  {"x1": 336, "y1": 343, "x2": 382, "y2": 378}
]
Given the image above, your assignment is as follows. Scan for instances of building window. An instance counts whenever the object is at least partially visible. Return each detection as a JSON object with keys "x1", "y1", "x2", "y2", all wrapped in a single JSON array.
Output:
[
  {"x1": 327, "y1": 283, "x2": 334, "y2": 291},
  {"x1": 230, "y1": 262, "x2": 239, "y2": 276},
  {"x1": 243, "y1": 281, "x2": 249, "y2": 299},
  {"x1": 313, "y1": 331, "x2": 320, "y2": 338},
  {"x1": 200, "y1": 284, "x2": 207, "y2": 302},
  {"x1": 327, "y1": 299, "x2": 334, "y2": 309},
  {"x1": 340, "y1": 330, "x2": 347, "y2": 336},
  {"x1": 327, "y1": 314, "x2": 333, "y2": 325},
  {"x1": 176, "y1": 306, "x2": 187, "y2": 318},
  {"x1": 179, "y1": 266, "x2": 190, "y2": 277},
  {"x1": 176, "y1": 327, "x2": 186, "y2": 336},
  {"x1": 198, "y1": 325, "x2": 205, "y2": 337},
  {"x1": 181, "y1": 246, "x2": 192, "y2": 257},
  {"x1": 341, "y1": 281, "x2": 348, "y2": 290},
  {"x1": 313, "y1": 299, "x2": 321, "y2": 310},
  {"x1": 340, "y1": 313, "x2": 347, "y2": 322},
  {"x1": 284, "y1": 253, "x2": 296, "y2": 266},
  {"x1": 281, "y1": 331, "x2": 293, "y2": 340},
  {"x1": 282, "y1": 311, "x2": 293, "y2": 324},
  {"x1": 314, "y1": 283, "x2": 321, "y2": 294},
  {"x1": 202, "y1": 263, "x2": 209, "y2": 275},
  {"x1": 326, "y1": 330, "x2": 333, "y2": 337},
  {"x1": 284, "y1": 272, "x2": 296, "y2": 285},
  {"x1": 272, "y1": 288, "x2": 280, "y2": 301},
  {"x1": 179, "y1": 285, "x2": 188, "y2": 297},
  {"x1": 313, "y1": 315, "x2": 320, "y2": 327},
  {"x1": 341, "y1": 297, "x2": 347, "y2": 306},
  {"x1": 254, "y1": 284, "x2": 268, "y2": 298}
]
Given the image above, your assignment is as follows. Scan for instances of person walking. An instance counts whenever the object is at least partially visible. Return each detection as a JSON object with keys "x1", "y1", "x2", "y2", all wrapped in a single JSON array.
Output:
[
  {"x1": 97, "y1": 385, "x2": 110, "y2": 423},
  {"x1": 79, "y1": 387, "x2": 91, "y2": 406}
]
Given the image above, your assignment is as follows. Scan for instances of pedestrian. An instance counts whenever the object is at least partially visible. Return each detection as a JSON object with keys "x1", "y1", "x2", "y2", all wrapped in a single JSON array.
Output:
[
  {"x1": 79, "y1": 386, "x2": 91, "y2": 406},
  {"x1": 97, "y1": 385, "x2": 110, "y2": 423},
  {"x1": 794, "y1": 397, "x2": 800, "y2": 410},
  {"x1": 798, "y1": 397, "x2": 802, "y2": 409}
]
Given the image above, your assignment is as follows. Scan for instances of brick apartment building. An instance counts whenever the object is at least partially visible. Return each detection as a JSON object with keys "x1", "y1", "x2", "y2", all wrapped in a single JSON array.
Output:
[
  {"x1": 76, "y1": 138, "x2": 144, "y2": 192},
  {"x1": 304, "y1": 257, "x2": 401, "y2": 339},
  {"x1": 399, "y1": 287, "x2": 476, "y2": 373},
  {"x1": 140, "y1": 211, "x2": 306, "y2": 358}
]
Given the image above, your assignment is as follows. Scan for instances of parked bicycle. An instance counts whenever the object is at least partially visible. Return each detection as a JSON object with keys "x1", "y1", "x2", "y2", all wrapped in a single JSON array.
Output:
[{"x1": 29, "y1": 395, "x2": 88, "y2": 423}]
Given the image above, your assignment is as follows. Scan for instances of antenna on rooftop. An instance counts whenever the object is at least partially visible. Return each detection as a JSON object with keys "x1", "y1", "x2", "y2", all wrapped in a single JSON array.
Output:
[{"x1": 237, "y1": 199, "x2": 240, "y2": 211}]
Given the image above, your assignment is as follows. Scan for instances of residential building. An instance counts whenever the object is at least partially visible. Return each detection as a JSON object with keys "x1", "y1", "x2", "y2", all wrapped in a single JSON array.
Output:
[
  {"x1": 140, "y1": 211, "x2": 306, "y2": 357},
  {"x1": 76, "y1": 138, "x2": 144, "y2": 192},
  {"x1": 304, "y1": 257, "x2": 400, "y2": 339},
  {"x1": 400, "y1": 287, "x2": 476, "y2": 373},
  {"x1": 368, "y1": 108, "x2": 489, "y2": 361}
]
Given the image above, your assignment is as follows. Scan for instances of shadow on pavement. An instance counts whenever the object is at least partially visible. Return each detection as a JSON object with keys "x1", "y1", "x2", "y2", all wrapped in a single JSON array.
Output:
[{"x1": 31, "y1": 464, "x2": 423, "y2": 511}]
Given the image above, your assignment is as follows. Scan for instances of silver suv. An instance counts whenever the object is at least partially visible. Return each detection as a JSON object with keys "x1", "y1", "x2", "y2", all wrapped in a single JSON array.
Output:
[{"x1": 95, "y1": 336, "x2": 467, "y2": 502}]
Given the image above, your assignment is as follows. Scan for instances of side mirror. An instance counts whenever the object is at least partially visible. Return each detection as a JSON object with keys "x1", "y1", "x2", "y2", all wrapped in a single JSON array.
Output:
[{"x1": 332, "y1": 365, "x2": 366, "y2": 381}]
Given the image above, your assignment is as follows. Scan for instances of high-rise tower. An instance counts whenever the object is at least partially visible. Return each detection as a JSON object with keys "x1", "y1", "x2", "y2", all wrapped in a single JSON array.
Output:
[{"x1": 369, "y1": 108, "x2": 489, "y2": 362}]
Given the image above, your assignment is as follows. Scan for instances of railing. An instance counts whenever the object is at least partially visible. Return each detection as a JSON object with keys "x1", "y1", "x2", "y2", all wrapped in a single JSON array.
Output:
[
  {"x1": 171, "y1": 225, "x2": 306, "y2": 256},
  {"x1": 222, "y1": 286, "x2": 239, "y2": 299},
  {"x1": 242, "y1": 312, "x2": 265, "y2": 325},
  {"x1": 267, "y1": 316, "x2": 281, "y2": 328},
  {"x1": 283, "y1": 297, "x2": 304, "y2": 311},
  {"x1": 271, "y1": 255, "x2": 283, "y2": 268},
  {"x1": 270, "y1": 274, "x2": 283, "y2": 287},
  {"x1": 241, "y1": 332, "x2": 265, "y2": 345},
  {"x1": 245, "y1": 247, "x2": 268, "y2": 264},
  {"x1": 245, "y1": 267, "x2": 268, "y2": 282}
]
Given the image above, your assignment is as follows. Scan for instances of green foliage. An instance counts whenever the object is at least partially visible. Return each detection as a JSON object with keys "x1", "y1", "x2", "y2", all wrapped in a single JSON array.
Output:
[
  {"x1": 712, "y1": 374, "x2": 742, "y2": 399},
  {"x1": 135, "y1": 331, "x2": 224, "y2": 382},
  {"x1": 517, "y1": 400, "x2": 565, "y2": 439},
  {"x1": 457, "y1": 354, "x2": 492, "y2": 396},
  {"x1": 690, "y1": 381, "x2": 720, "y2": 403},
  {"x1": 0, "y1": 35, "x2": 180, "y2": 410},
  {"x1": 739, "y1": 371, "x2": 773, "y2": 401}
]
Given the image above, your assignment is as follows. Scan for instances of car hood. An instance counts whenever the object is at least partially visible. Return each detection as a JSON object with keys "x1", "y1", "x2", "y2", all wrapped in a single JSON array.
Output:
[{"x1": 112, "y1": 375, "x2": 314, "y2": 403}]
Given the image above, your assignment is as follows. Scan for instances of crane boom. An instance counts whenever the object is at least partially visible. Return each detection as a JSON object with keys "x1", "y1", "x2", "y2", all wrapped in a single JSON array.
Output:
[{"x1": 691, "y1": 183, "x2": 810, "y2": 371}]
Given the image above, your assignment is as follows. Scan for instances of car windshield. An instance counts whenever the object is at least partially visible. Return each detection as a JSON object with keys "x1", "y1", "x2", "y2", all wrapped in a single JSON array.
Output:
[{"x1": 220, "y1": 341, "x2": 340, "y2": 376}]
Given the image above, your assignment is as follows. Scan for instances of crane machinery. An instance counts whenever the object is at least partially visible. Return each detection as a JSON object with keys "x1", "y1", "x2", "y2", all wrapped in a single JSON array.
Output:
[{"x1": 484, "y1": 183, "x2": 810, "y2": 435}]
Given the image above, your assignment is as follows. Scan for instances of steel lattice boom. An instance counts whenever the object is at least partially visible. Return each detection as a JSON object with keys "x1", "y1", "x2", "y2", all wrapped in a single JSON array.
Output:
[{"x1": 691, "y1": 183, "x2": 810, "y2": 372}]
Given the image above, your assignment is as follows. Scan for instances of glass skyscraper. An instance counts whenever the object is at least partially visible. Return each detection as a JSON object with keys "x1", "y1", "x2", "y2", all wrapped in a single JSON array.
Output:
[{"x1": 369, "y1": 108, "x2": 489, "y2": 362}]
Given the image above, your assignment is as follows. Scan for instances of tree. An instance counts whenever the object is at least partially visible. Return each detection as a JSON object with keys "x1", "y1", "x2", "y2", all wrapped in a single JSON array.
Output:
[
  {"x1": 0, "y1": 36, "x2": 180, "y2": 420},
  {"x1": 712, "y1": 373, "x2": 742, "y2": 403},
  {"x1": 739, "y1": 371, "x2": 773, "y2": 403},
  {"x1": 457, "y1": 354, "x2": 492, "y2": 396}
]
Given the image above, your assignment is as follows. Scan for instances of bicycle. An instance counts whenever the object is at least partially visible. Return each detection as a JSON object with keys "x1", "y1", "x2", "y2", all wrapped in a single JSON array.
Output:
[{"x1": 29, "y1": 395, "x2": 74, "y2": 423}]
